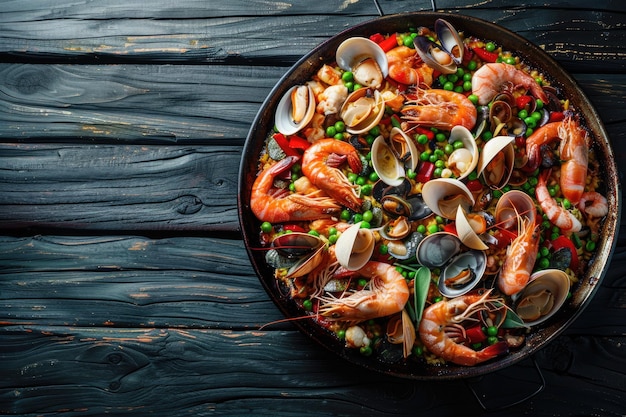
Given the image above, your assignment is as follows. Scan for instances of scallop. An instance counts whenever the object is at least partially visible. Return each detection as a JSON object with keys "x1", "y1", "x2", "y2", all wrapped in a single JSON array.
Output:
[
  {"x1": 336, "y1": 37, "x2": 389, "y2": 89},
  {"x1": 514, "y1": 269, "x2": 571, "y2": 326},
  {"x1": 447, "y1": 125, "x2": 479, "y2": 181},
  {"x1": 477, "y1": 135, "x2": 515, "y2": 189},
  {"x1": 340, "y1": 88, "x2": 385, "y2": 134},
  {"x1": 421, "y1": 178, "x2": 475, "y2": 220},
  {"x1": 335, "y1": 222, "x2": 375, "y2": 270},
  {"x1": 438, "y1": 250, "x2": 487, "y2": 297},
  {"x1": 416, "y1": 232, "x2": 462, "y2": 269},
  {"x1": 274, "y1": 84, "x2": 316, "y2": 135},
  {"x1": 371, "y1": 135, "x2": 405, "y2": 187}
]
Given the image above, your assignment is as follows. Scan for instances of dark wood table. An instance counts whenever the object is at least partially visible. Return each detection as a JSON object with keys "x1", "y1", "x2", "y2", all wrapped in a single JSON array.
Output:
[{"x1": 1, "y1": 1, "x2": 625, "y2": 415}]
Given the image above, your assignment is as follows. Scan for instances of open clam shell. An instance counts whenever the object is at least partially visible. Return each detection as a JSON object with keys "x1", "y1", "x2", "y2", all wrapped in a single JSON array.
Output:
[
  {"x1": 371, "y1": 135, "x2": 405, "y2": 187},
  {"x1": 335, "y1": 222, "x2": 375, "y2": 270},
  {"x1": 275, "y1": 84, "x2": 316, "y2": 135},
  {"x1": 416, "y1": 231, "x2": 462, "y2": 269},
  {"x1": 514, "y1": 269, "x2": 571, "y2": 326},
  {"x1": 447, "y1": 126, "x2": 479, "y2": 181},
  {"x1": 340, "y1": 88, "x2": 385, "y2": 135},
  {"x1": 422, "y1": 178, "x2": 475, "y2": 220},
  {"x1": 438, "y1": 250, "x2": 487, "y2": 297},
  {"x1": 495, "y1": 189, "x2": 537, "y2": 231},
  {"x1": 336, "y1": 37, "x2": 388, "y2": 89},
  {"x1": 477, "y1": 136, "x2": 515, "y2": 189},
  {"x1": 455, "y1": 205, "x2": 489, "y2": 250},
  {"x1": 413, "y1": 19, "x2": 464, "y2": 75},
  {"x1": 435, "y1": 18, "x2": 464, "y2": 65},
  {"x1": 389, "y1": 127, "x2": 420, "y2": 172}
]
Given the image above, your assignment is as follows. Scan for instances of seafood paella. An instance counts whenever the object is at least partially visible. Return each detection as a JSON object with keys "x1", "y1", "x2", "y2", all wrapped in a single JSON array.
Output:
[{"x1": 244, "y1": 17, "x2": 613, "y2": 370}]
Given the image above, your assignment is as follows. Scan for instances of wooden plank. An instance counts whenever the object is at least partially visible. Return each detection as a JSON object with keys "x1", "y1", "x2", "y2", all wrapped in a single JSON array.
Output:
[
  {"x1": 1, "y1": 235, "x2": 624, "y2": 334},
  {"x1": 0, "y1": 325, "x2": 624, "y2": 416},
  {"x1": 0, "y1": 145, "x2": 241, "y2": 232},
  {"x1": 0, "y1": 1, "x2": 623, "y2": 73}
]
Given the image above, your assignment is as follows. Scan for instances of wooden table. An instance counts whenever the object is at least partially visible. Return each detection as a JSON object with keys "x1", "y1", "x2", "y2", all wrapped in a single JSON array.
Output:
[{"x1": 1, "y1": 1, "x2": 625, "y2": 415}]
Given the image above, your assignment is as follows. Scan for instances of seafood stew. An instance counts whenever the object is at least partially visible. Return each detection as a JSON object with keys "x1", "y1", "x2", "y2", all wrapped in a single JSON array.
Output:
[{"x1": 238, "y1": 12, "x2": 620, "y2": 379}]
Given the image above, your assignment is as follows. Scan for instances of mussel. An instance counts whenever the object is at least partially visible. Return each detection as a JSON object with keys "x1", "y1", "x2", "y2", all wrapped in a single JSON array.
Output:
[{"x1": 414, "y1": 18, "x2": 464, "y2": 74}]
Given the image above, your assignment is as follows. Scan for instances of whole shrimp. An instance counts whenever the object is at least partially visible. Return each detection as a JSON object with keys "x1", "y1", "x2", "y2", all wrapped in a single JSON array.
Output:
[
  {"x1": 472, "y1": 62, "x2": 548, "y2": 106},
  {"x1": 301, "y1": 138, "x2": 363, "y2": 212},
  {"x1": 251, "y1": 155, "x2": 341, "y2": 223},
  {"x1": 526, "y1": 116, "x2": 589, "y2": 205},
  {"x1": 316, "y1": 261, "x2": 409, "y2": 322},
  {"x1": 401, "y1": 88, "x2": 477, "y2": 131},
  {"x1": 419, "y1": 289, "x2": 509, "y2": 366},
  {"x1": 497, "y1": 216, "x2": 540, "y2": 295},
  {"x1": 386, "y1": 46, "x2": 434, "y2": 87},
  {"x1": 535, "y1": 169, "x2": 582, "y2": 234}
]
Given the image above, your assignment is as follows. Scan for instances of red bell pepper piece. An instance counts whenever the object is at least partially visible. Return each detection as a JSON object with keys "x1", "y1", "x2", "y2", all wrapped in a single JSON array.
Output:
[
  {"x1": 465, "y1": 325, "x2": 487, "y2": 344},
  {"x1": 414, "y1": 126, "x2": 435, "y2": 141},
  {"x1": 466, "y1": 179, "x2": 483, "y2": 192},
  {"x1": 369, "y1": 33, "x2": 385, "y2": 44},
  {"x1": 272, "y1": 133, "x2": 299, "y2": 157},
  {"x1": 287, "y1": 135, "x2": 310, "y2": 151},
  {"x1": 472, "y1": 47, "x2": 499, "y2": 63},
  {"x1": 516, "y1": 95, "x2": 533, "y2": 110},
  {"x1": 550, "y1": 236, "x2": 579, "y2": 271},
  {"x1": 376, "y1": 34, "x2": 400, "y2": 52},
  {"x1": 443, "y1": 222, "x2": 457, "y2": 236},
  {"x1": 549, "y1": 111, "x2": 565, "y2": 123},
  {"x1": 283, "y1": 224, "x2": 306, "y2": 233},
  {"x1": 416, "y1": 161, "x2": 435, "y2": 183}
]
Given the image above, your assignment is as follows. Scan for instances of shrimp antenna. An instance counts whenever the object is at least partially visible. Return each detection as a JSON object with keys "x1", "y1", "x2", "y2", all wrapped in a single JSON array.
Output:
[{"x1": 258, "y1": 313, "x2": 318, "y2": 330}]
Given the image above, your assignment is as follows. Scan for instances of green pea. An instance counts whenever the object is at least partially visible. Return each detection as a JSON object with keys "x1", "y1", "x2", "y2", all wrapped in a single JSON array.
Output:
[
  {"x1": 485, "y1": 42, "x2": 496, "y2": 52},
  {"x1": 531, "y1": 111, "x2": 543, "y2": 121},
  {"x1": 403, "y1": 35, "x2": 414, "y2": 48},
  {"x1": 463, "y1": 72, "x2": 472, "y2": 82},
  {"x1": 302, "y1": 298, "x2": 313, "y2": 311},
  {"x1": 518, "y1": 109, "x2": 528, "y2": 120},
  {"x1": 260, "y1": 221, "x2": 273, "y2": 233},
  {"x1": 353, "y1": 83, "x2": 362, "y2": 91},
  {"x1": 429, "y1": 154, "x2": 438, "y2": 163},
  {"x1": 487, "y1": 336, "x2": 499, "y2": 345},
  {"x1": 434, "y1": 148, "x2": 444, "y2": 158},
  {"x1": 433, "y1": 167, "x2": 442, "y2": 177},
  {"x1": 360, "y1": 184, "x2": 372, "y2": 196},
  {"x1": 328, "y1": 227, "x2": 338, "y2": 236},
  {"x1": 289, "y1": 182, "x2": 296, "y2": 192},
  {"x1": 456, "y1": 68, "x2": 465, "y2": 77},
  {"x1": 562, "y1": 198, "x2": 572, "y2": 209},
  {"x1": 427, "y1": 224, "x2": 439, "y2": 234},
  {"x1": 308, "y1": 230, "x2": 320, "y2": 237},
  {"x1": 435, "y1": 159, "x2": 445, "y2": 169},
  {"x1": 417, "y1": 224, "x2": 426, "y2": 234},
  {"x1": 538, "y1": 257, "x2": 550, "y2": 269},
  {"x1": 447, "y1": 74, "x2": 459, "y2": 83},
  {"x1": 340, "y1": 209, "x2": 351, "y2": 221},
  {"x1": 468, "y1": 94, "x2": 479, "y2": 105},
  {"x1": 454, "y1": 85, "x2": 464, "y2": 93},
  {"x1": 482, "y1": 131, "x2": 493, "y2": 141},
  {"x1": 369, "y1": 125, "x2": 380, "y2": 136},
  {"x1": 436, "y1": 132, "x2": 447, "y2": 142},
  {"x1": 379, "y1": 244, "x2": 388, "y2": 255},
  {"x1": 453, "y1": 140, "x2": 464, "y2": 150},
  {"x1": 585, "y1": 240, "x2": 596, "y2": 251},
  {"x1": 420, "y1": 151, "x2": 431, "y2": 161},
  {"x1": 342, "y1": 71, "x2": 354, "y2": 83},
  {"x1": 463, "y1": 80, "x2": 472, "y2": 91},
  {"x1": 444, "y1": 143, "x2": 454, "y2": 154},
  {"x1": 362, "y1": 210, "x2": 374, "y2": 223},
  {"x1": 334, "y1": 132, "x2": 344, "y2": 140},
  {"x1": 505, "y1": 56, "x2": 516, "y2": 65},
  {"x1": 539, "y1": 246, "x2": 550, "y2": 257},
  {"x1": 467, "y1": 60, "x2": 477, "y2": 71},
  {"x1": 417, "y1": 134, "x2": 429, "y2": 144},
  {"x1": 368, "y1": 171, "x2": 379, "y2": 182},
  {"x1": 359, "y1": 345, "x2": 373, "y2": 356},
  {"x1": 326, "y1": 126, "x2": 337, "y2": 137},
  {"x1": 353, "y1": 213, "x2": 363, "y2": 223},
  {"x1": 443, "y1": 81, "x2": 454, "y2": 91},
  {"x1": 468, "y1": 171, "x2": 478, "y2": 181},
  {"x1": 413, "y1": 345, "x2": 423, "y2": 356},
  {"x1": 486, "y1": 326, "x2": 498, "y2": 337},
  {"x1": 336, "y1": 329, "x2": 346, "y2": 340},
  {"x1": 328, "y1": 234, "x2": 339, "y2": 245},
  {"x1": 348, "y1": 172, "x2": 358, "y2": 183},
  {"x1": 344, "y1": 81, "x2": 354, "y2": 91},
  {"x1": 524, "y1": 117, "x2": 537, "y2": 129},
  {"x1": 406, "y1": 168, "x2": 416, "y2": 180},
  {"x1": 355, "y1": 176, "x2": 366, "y2": 186},
  {"x1": 334, "y1": 120, "x2": 346, "y2": 133},
  {"x1": 535, "y1": 99, "x2": 544, "y2": 110}
]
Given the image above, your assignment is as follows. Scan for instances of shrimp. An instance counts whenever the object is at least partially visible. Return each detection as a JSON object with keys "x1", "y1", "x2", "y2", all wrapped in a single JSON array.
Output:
[
  {"x1": 251, "y1": 155, "x2": 341, "y2": 223},
  {"x1": 472, "y1": 62, "x2": 548, "y2": 106},
  {"x1": 526, "y1": 116, "x2": 588, "y2": 204},
  {"x1": 578, "y1": 191, "x2": 608, "y2": 218},
  {"x1": 401, "y1": 88, "x2": 477, "y2": 130},
  {"x1": 386, "y1": 46, "x2": 434, "y2": 87},
  {"x1": 418, "y1": 290, "x2": 509, "y2": 366},
  {"x1": 497, "y1": 216, "x2": 540, "y2": 295},
  {"x1": 301, "y1": 138, "x2": 363, "y2": 212},
  {"x1": 316, "y1": 261, "x2": 409, "y2": 322},
  {"x1": 535, "y1": 169, "x2": 582, "y2": 234}
]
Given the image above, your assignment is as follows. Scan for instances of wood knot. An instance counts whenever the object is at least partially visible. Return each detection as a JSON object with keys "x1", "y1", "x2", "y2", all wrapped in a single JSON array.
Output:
[{"x1": 174, "y1": 195, "x2": 204, "y2": 215}]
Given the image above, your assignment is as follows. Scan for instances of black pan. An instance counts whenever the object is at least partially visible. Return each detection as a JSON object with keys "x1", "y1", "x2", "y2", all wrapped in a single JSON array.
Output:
[{"x1": 237, "y1": 12, "x2": 621, "y2": 380}]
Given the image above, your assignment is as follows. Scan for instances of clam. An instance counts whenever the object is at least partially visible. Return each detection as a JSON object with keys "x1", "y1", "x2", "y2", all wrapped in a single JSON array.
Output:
[
  {"x1": 477, "y1": 135, "x2": 515, "y2": 189},
  {"x1": 275, "y1": 84, "x2": 316, "y2": 135},
  {"x1": 414, "y1": 19, "x2": 464, "y2": 75},
  {"x1": 389, "y1": 127, "x2": 420, "y2": 172},
  {"x1": 455, "y1": 205, "x2": 489, "y2": 250},
  {"x1": 371, "y1": 135, "x2": 405, "y2": 187},
  {"x1": 416, "y1": 232, "x2": 462, "y2": 269},
  {"x1": 446, "y1": 126, "x2": 479, "y2": 181},
  {"x1": 335, "y1": 222, "x2": 375, "y2": 270},
  {"x1": 336, "y1": 37, "x2": 388, "y2": 89},
  {"x1": 421, "y1": 178, "x2": 475, "y2": 220},
  {"x1": 514, "y1": 269, "x2": 571, "y2": 326},
  {"x1": 438, "y1": 250, "x2": 487, "y2": 297},
  {"x1": 379, "y1": 216, "x2": 412, "y2": 241},
  {"x1": 340, "y1": 88, "x2": 385, "y2": 134},
  {"x1": 271, "y1": 232, "x2": 326, "y2": 278},
  {"x1": 495, "y1": 190, "x2": 537, "y2": 231}
]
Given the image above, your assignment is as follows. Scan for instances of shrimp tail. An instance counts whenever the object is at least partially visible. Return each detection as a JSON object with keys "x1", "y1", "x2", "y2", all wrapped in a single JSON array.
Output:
[{"x1": 472, "y1": 341, "x2": 509, "y2": 364}]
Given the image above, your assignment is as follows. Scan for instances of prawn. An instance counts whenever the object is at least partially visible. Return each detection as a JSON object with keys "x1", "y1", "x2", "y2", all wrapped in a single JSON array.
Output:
[
  {"x1": 578, "y1": 191, "x2": 608, "y2": 218},
  {"x1": 251, "y1": 155, "x2": 341, "y2": 223},
  {"x1": 386, "y1": 46, "x2": 434, "y2": 87},
  {"x1": 301, "y1": 138, "x2": 363, "y2": 212},
  {"x1": 401, "y1": 88, "x2": 477, "y2": 131},
  {"x1": 535, "y1": 169, "x2": 582, "y2": 234},
  {"x1": 497, "y1": 216, "x2": 540, "y2": 295},
  {"x1": 316, "y1": 261, "x2": 409, "y2": 322},
  {"x1": 418, "y1": 289, "x2": 509, "y2": 366},
  {"x1": 472, "y1": 62, "x2": 548, "y2": 106},
  {"x1": 526, "y1": 116, "x2": 588, "y2": 204}
]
